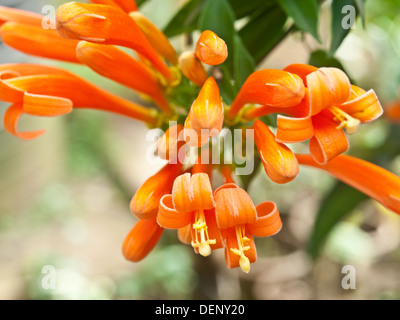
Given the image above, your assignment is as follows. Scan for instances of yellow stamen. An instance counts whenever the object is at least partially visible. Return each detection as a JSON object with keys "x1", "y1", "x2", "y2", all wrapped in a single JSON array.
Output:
[
  {"x1": 230, "y1": 225, "x2": 251, "y2": 273},
  {"x1": 329, "y1": 106, "x2": 360, "y2": 134},
  {"x1": 191, "y1": 210, "x2": 216, "y2": 257}
]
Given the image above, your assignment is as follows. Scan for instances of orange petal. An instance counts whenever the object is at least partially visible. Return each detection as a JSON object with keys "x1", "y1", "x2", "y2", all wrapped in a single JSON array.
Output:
[
  {"x1": 23, "y1": 93, "x2": 73, "y2": 117},
  {"x1": 172, "y1": 173, "x2": 215, "y2": 213},
  {"x1": 56, "y1": 2, "x2": 173, "y2": 81},
  {"x1": 179, "y1": 51, "x2": 207, "y2": 87},
  {"x1": 192, "y1": 149, "x2": 214, "y2": 177},
  {"x1": 157, "y1": 194, "x2": 192, "y2": 229},
  {"x1": 253, "y1": 120, "x2": 299, "y2": 184},
  {"x1": 129, "y1": 12, "x2": 178, "y2": 65},
  {"x1": 307, "y1": 68, "x2": 351, "y2": 116},
  {"x1": 76, "y1": 41, "x2": 171, "y2": 114},
  {"x1": 283, "y1": 63, "x2": 318, "y2": 85},
  {"x1": 309, "y1": 109, "x2": 349, "y2": 165},
  {"x1": 221, "y1": 227, "x2": 257, "y2": 269},
  {"x1": 178, "y1": 225, "x2": 192, "y2": 244},
  {"x1": 248, "y1": 201, "x2": 282, "y2": 237},
  {"x1": 3, "y1": 103, "x2": 45, "y2": 140},
  {"x1": 185, "y1": 77, "x2": 224, "y2": 144},
  {"x1": 214, "y1": 186, "x2": 257, "y2": 229},
  {"x1": 195, "y1": 30, "x2": 228, "y2": 66},
  {"x1": 220, "y1": 165, "x2": 235, "y2": 184},
  {"x1": 89, "y1": 0, "x2": 138, "y2": 12},
  {"x1": 339, "y1": 89, "x2": 382, "y2": 123},
  {"x1": 122, "y1": 216, "x2": 163, "y2": 262},
  {"x1": 0, "y1": 5, "x2": 43, "y2": 26},
  {"x1": 0, "y1": 64, "x2": 71, "y2": 77},
  {"x1": 296, "y1": 154, "x2": 400, "y2": 215},
  {"x1": 386, "y1": 101, "x2": 400, "y2": 123},
  {"x1": 156, "y1": 124, "x2": 185, "y2": 162},
  {"x1": 229, "y1": 69, "x2": 305, "y2": 120},
  {"x1": 130, "y1": 162, "x2": 183, "y2": 220},
  {"x1": 276, "y1": 115, "x2": 314, "y2": 143},
  {"x1": 0, "y1": 22, "x2": 80, "y2": 63},
  {"x1": 4, "y1": 73, "x2": 158, "y2": 124}
]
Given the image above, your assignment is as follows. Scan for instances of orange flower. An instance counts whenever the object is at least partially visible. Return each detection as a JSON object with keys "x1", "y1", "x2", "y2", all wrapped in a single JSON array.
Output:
[
  {"x1": 296, "y1": 154, "x2": 400, "y2": 215},
  {"x1": 56, "y1": 2, "x2": 175, "y2": 82},
  {"x1": 157, "y1": 173, "x2": 223, "y2": 256},
  {"x1": 184, "y1": 77, "x2": 224, "y2": 147},
  {"x1": 156, "y1": 124, "x2": 186, "y2": 162},
  {"x1": 130, "y1": 162, "x2": 183, "y2": 220},
  {"x1": 122, "y1": 216, "x2": 164, "y2": 262},
  {"x1": 178, "y1": 51, "x2": 208, "y2": 87},
  {"x1": 76, "y1": 41, "x2": 171, "y2": 114},
  {"x1": 214, "y1": 184, "x2": 282, "y2": 273},
  {"x1": 195, "y1": 30, "x2": 228, "y2": 66},
  {"x1": 0, "y1": 64, "x2": 159, "y2": 139},
  {"x1": 227, "y1": 69, "x2": 305, "y2": 121},
  {"x1": 0, "y1": 5, "x2": 43, "y2": 26},
  {"x1": 252, "y1": 120, "x2": 299, "y2": 184},
  {"x1": 0, "y1": 22, "x2": 80, "y2": 63}
]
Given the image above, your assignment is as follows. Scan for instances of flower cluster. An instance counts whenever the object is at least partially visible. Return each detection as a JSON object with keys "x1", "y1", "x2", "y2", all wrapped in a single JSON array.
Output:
[{"x1": 0, "y1": 1, "x2": 399, "y2": 273}]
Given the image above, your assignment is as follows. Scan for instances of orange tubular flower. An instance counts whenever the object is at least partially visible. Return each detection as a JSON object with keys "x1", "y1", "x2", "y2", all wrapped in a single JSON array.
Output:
[
  {"x1": 0, "y1": 5, "x2": 43, "y2": 26},
  {"x1": 130, "y1": 162, "x2": 183, "y2": 220},
  {"x1": 0, "y1": 64, "x2": 159, "y2": 138},
  {"x1": 184, "y1": 77, "x2": 224, "y2": 147},
  {"x1": 227, "y1": 69, "x2": 305, "y2": 121},
  {"x1": 179, "y1": 51, "x2": 208, "y2": 87},
  {"x1": 122, "y1": 216, "x2": 164, "y2": 262},
  {"x1": 195, "y1": 30, "x2": 228, "y2": 66},
  {"x1": 129, "y1": 12, "x2": 178, "y2": 65},
  {"x1": 252, "y1": 120, "x2": 299, "y2": 184},
  {"x1": 56, "y1": 2, "x2": 174, "y2": 82},
  {"x1": 268, "y1": 64, "x2": 383, "y2": 164},
  {"x1": 0, "y1": 22, "x2": 80, "y2": 63},
  {"x1": 214, "y1": 184, "x2": 282, "y2": 273},
  {"x1": 76, "y1": 41, "x2": 171, "y2": 114},
  {"x1": 157, "y1": 173, "x2": 223, "y2": 257},
  {"x1": 296, "y1": 154, "x2": 400, "y2": 215}
]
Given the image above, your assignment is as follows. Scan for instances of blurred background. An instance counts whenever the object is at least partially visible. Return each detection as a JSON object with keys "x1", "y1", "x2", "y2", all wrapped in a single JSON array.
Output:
[{"x1": 0, "y1": 0, "x2": 400, "y2": 300}]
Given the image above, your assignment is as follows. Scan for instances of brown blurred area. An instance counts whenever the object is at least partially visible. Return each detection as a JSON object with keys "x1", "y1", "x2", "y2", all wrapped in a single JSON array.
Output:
[{"x1": 0, "y1": 0, "x2": 400, "y2": 300}]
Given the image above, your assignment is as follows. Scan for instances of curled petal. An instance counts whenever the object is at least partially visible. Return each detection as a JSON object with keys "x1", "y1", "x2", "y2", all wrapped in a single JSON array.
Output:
[
  {"x1": 296, "y1": 154, "x2": 400, "y2": 215},
  {"x1": 129, "y1": 12, "x2": 178, "y2": 65},
  {"x1": 253, "y1": 120, "x2": 299, "y2": 184},
  {"x1": 76, "y1": 41, "x2": 170, "y2": 114},
  {"x1": 248, "y1": 201, "x2": 282, "y2": 237},
  {"x1": 309, "y1": 109, "x2": 349, "y2": 165},
  {"x1": 178, "y1": 225, "x2": 192, "y2": 244},
  {"x1": 0, "y1": 5, "x2": 43, "y2": 26},
  {"x1": 157, "y1": 194, "x2": 192, "y2": 229},
  {"x1": 339, "y1": 89, "x2": 383, "y2": 123},
  {"x1": 276, "y1": 115, "x2": 314, "y2": 143},
  {"x1": 0, "y1": 22, "x2": 80, "y2": 63},
  {"x1": 3, "y1": 103, "x2": 45, "y2": 140},
  {"x1": 130, "y1": 162, "x2": 183, "y2": 220},
  {"x1": 122, "y1": 217, "x2": 163, "y2": 262},
  {"x1": 172, "y1": 173, "x2": 215, "y2": 213},
  {"x1": 318, "y1": 68, "x2": 351, "y2": 105},
  {"x1": 229, "y1": 69, "x2": 305, "y2": 120},
  {"x1": 214, "y1": 186, "x2": 257, "y2": 229},
  {"x1": 221, "y1": 227, "x2": 256, "y2": 269},
  {"x1": 195, "y1": 30, "x2": 228, "y2": 66},
  {"x1": 179, "y1": 51, "x2": 207, "y2": 87},
  {"x1": 56, "y1": 2, "x2": 173, "y2": 81}
]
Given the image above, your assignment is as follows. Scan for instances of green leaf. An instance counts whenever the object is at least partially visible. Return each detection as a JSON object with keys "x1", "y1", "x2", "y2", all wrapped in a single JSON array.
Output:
[
  {"x1": 198, "y1": 0, "x2": 236, "y2": 50},
  {"x1": 307, "y1": 182, "x2": 368, "y2": 259},
  {"x1": 233, "y1": 34, "x2": 255, "y2": 88},
  {"x1": 163, "y1": 0, "x2": 203, "y2": 38},
  {"x1": 218, "y1": 64, "x2": 237, "y2": 105},
  {"x1": 355, "y1": 0, "x2": 365, "y2": 26},
  {"x1": 239, "y1": 4, "x2": 287, "y2": 64},
  {"x1": 136, "y1": 0, "x2": 149, "y2": 7},
  {"x1": 228, "y1": 0, "x2": 274, "y2": 19},
  {"x1": 278, "y1": 0, "x2": 320, "y2": 42}
]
